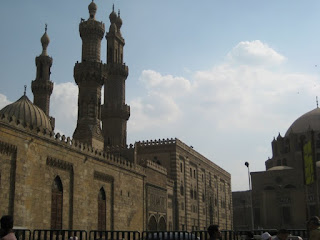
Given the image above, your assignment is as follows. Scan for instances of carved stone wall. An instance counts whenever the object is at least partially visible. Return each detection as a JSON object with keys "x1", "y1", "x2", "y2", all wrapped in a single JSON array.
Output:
[{"x1": 0, "y1": 124, "x2": 144, "y2": 231}]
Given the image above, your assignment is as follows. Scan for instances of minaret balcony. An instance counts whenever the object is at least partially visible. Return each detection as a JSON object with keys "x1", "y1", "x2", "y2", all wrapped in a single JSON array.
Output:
[
  {"x1": 74, "y1": 62, "x2": 107, "y2": 85},
  {"x1": 106, "y1": 63, "x2": 128, "y2": 77},
  {"x1": 79, "y1": 20, "x2": 105, "y2": 39},
  {"x1": 31, "y1": 80, "x2": 53, "y2": 94},
  {"x1": 102, "y1": 103, "x2": 130, "y2": 120}
]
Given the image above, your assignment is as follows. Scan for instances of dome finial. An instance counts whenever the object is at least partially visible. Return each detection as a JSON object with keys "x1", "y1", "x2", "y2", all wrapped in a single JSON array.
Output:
[
  {"x1": 317, "y1": 96, "x2": 318, "y2": 108},
  {"x1": 118, "y1": 9, "x2": 120, "y2": 17},
  {"x1": 45, "y1": 23, "x2": 47, "y2": 33},
  {"x1": 24, "y1": 85, "x2": 27, "y2": 96}
]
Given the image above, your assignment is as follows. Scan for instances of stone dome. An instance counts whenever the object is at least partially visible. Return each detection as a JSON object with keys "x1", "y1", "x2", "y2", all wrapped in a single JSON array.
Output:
[
  {"x1": 88, "y1": 1, "x2": 97, "y2": 19},
  {"x1": 109, "y1": 11, "x2": 117, "y2": 23},
  {"x1": 285, "y1": 107, "x2": 320, "y2": 136},
  {"x1": 0, "y1": 95, "x2": 53, "y2": 131}
]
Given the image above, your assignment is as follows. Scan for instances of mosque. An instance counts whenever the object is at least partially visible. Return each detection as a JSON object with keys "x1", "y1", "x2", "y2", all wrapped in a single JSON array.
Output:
[
  {"x1": 233, "y1": 105, "x2": 320, "y2": 229},
  {"x1": 0, "y1": 2, "x2": 232, "y2": 232}
]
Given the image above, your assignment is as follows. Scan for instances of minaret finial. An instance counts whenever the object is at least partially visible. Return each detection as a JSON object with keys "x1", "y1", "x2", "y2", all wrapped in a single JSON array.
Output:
[
  {"x1": 45, "y1": 23, "x2": 47, "y2": 33},
  {"x1": 24, "y1": 85, "x2": 27, "y2": 96},
  {"x1": 113, "y1": 4, "x2": 114, "y2": 12},
  {"x1": 118, "y1": 9, "x2": 120, "y2": 17},
  {"x1": 317, "y1": 96, "x2": 319, "y2": 108}
]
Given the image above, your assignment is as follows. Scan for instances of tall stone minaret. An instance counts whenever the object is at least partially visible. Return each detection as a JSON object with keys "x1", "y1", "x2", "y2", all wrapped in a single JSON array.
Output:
[
  {"x1": 102, "y1": 6, "x2": 130, "y2": 148},
  {"x1": 31, "y1": 25, "x2": 54, "y2": 117},
  {"x1": 73, "y1": 1, "x2": 106, "y2": 150}
]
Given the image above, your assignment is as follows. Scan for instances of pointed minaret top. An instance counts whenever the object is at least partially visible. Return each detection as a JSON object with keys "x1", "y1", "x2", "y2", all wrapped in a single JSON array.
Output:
[
  {"x1": 109, "y1": 4, "x2": 117, "y2": 23},
  {"x1": 116, "y1": 9, "x2": 123, "y2": 29},
  {"x1": 88, "y1": 0, "x2": 97, "y2": 19},
  {"x1": 40, "y1": 24, "x2": 50, "y2": 56},
  {"x1": 317, "y1": 96, "x2": 318, "y2": 108}
]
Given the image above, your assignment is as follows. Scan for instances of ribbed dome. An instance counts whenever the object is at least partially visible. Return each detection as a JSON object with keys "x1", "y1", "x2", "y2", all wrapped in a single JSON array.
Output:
[
  {"x1": 0, "y1": 95, "x2": 53, "y2": 131},
  {"x1": 285, "y1": 107, "x2": 320, "y2": 136}
]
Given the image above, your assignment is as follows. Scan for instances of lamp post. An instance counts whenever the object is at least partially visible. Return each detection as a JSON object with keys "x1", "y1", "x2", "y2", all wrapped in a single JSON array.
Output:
[{"x1": 245, "y1": 161, "x2": 254, "y2": 231}]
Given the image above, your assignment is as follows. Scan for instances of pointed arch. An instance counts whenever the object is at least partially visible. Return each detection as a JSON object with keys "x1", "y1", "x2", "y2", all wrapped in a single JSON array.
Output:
[
  {"x1": 98, "y1": 187, "x2": 106, "y2": 230},
  {"x1": 158, "y1": 217, "x2": 166, "y2": 231},
  {"x1": 148, "y1": 215, "x2": 157, "y2": 231},
  {"x1": 51, "y1": 176, "x2": 63, "y2": 229}
]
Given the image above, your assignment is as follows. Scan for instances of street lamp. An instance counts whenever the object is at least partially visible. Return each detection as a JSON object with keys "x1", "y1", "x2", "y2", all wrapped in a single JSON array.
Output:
[{"x1": 245, "y1": 162, "x2": 254, "y2": 230}]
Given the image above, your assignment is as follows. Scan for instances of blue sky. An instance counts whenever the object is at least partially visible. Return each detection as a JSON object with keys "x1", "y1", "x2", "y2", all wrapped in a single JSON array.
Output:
[{"x1": 1, "y1": 1, "x2": 320, "y2": 191}]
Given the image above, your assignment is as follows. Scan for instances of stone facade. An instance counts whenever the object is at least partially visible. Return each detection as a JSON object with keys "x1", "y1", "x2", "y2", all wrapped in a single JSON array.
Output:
[{"x1": 0, "y1": 2, "x2": 232, "y2": 232}]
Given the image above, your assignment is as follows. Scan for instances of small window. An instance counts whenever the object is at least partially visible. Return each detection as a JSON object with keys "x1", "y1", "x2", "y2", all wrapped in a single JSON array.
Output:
[{"x1": 277, "y1": 159, "x2": 281, "y2": 166}]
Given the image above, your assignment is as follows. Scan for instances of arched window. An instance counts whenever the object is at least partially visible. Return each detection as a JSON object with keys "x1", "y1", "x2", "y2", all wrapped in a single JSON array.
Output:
[
  {"x1": 51, "y1": 176, "x2": 63, "y2": 229},
  {"x1": 98, "y1": 188, "x2": 106, "y2": 230},
  {"x1": 180, "y1": 181, "x2": 184, "y2": 195}
]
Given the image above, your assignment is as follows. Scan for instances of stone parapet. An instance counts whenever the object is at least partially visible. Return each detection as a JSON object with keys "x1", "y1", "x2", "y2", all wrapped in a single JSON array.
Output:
[{"x1": 146, "y1": 159, "x2": 168, "y2": 175}]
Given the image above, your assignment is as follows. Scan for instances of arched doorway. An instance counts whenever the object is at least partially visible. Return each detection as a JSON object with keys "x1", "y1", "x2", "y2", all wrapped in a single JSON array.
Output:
[{"x1": 98, "y1": 188, "x2": 106, "y2": 230}]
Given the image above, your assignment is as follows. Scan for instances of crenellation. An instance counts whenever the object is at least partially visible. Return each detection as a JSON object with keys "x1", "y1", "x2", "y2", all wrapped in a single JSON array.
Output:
[{"x1": 137, "y1": 138, "x2": 176, "y2": 147}]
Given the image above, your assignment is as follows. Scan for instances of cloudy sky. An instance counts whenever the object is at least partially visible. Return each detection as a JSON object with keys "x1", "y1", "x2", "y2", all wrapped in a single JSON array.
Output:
[{"x1": 1, "y1": 1, "x2": 320, "y2": 191}]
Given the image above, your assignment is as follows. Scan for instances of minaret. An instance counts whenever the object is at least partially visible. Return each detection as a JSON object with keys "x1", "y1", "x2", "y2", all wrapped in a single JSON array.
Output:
[
  {"x1": 73, "y1": 1, "x2": 106, "y2": 150},
  {"x1": 31, "y1": 24, "x2": 54, "y2": 117},
  {"x1": 102, "y1": 6, "x2": 130, "y2": 148}
]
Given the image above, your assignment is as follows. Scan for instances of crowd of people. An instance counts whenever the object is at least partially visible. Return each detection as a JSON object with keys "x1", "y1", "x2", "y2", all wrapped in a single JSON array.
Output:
[{"x1": 207, "y1": 216, "x2": 320, "y2": 240}]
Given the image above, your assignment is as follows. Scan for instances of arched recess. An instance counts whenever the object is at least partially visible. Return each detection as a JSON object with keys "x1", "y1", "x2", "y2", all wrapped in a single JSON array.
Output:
[
  {"x1": 148, "y1": 215, "x2": 157, "y2": 231},
  {"x1": 158, "y1": 216, "x2": 166, "y2": 231},
  {"x1": 209, "y1": 199, "x2": 214, "y2": 225},
  {"x1": 51, "y1": 176, "x2": 63, "y2": 229},
  {"x1": 98, "y1": 187, "x2": 106, "y2": 230}
]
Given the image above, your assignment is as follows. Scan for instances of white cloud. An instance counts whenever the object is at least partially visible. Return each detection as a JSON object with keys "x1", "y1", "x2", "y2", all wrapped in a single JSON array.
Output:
[
  {"x1": 128, "y1": 40, "x2": 319, "y2": 191},
  {"x1": 139, "y1": 70, "x2": 192, "y2": 96},
  {"x1": 227, "y1": 40, "x2": 286, "y2": 66},
  {"x1": 51, "y1": 82, "x2": 78, "y2": 137},
  {"x1": 0, "y1": 94, "x2": 12, "y2": 110},
  {"x1": 128, "y1": 92, "x2": 182, "y2": 132}
]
